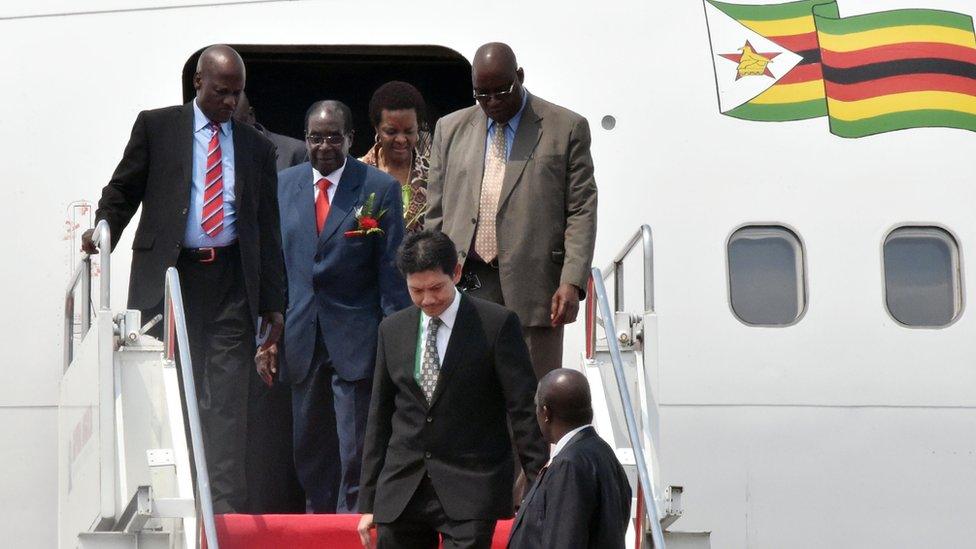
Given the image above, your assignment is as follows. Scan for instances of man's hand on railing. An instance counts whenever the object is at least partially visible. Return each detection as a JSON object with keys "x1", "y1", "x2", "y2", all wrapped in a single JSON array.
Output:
[
  {"x1": 80, "y1": 228, "x2": 98, "y2": 254},
  {"x1": 550, "y1": 283, "x2": 581, "y2": 326}
]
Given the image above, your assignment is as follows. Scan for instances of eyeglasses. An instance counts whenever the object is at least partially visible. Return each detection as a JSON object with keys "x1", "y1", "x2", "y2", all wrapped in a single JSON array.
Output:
[
  {"x1": 306, "y1": 133, "x2": 347, "y2": 146},
  {"x1": 473, "y1": 81, "x2": 516, "y2": 102}
]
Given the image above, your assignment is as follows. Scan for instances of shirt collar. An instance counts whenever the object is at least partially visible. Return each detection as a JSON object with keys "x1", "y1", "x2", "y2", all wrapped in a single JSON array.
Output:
[
  {"x1": 550, "y1": 424, "x2": 592, "y2": 462},
  {"x1": 193, "y1": 98, "x2": 231, "y2": 135},
  {"x1": 421, "y1": 288, "x2": 461, "y2": 330},
  {"x1": 312, "y1": 158, "x2": 346, "y2": 188},
  {"x1": 487, "y1": 88, "x2": 529, "y2": 134}
]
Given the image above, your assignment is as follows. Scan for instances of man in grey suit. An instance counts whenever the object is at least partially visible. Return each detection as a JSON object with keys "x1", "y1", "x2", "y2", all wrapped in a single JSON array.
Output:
[{"x1": 426, "y1": 42, "x2": 598, "y2": 378}]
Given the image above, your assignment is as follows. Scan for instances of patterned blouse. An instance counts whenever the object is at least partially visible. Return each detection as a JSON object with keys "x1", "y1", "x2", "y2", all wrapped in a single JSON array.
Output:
[{"x1": 359, "y1": 132, "x2": 431, "y2": 233}]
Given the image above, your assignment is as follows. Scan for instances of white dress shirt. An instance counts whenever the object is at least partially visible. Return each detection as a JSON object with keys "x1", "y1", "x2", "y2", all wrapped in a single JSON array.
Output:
[
  {"x1": 417, "y1": 288, "x2": 461, "y2": 379},
  {"x1": 312, "y1": 159, "x2": 346, "y2": 203},
  {"x1": 548, "y1": 424, "x2": 593, "y2": 464}
]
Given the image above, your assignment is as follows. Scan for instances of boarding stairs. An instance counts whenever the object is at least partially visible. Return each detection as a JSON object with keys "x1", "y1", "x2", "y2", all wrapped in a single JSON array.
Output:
[{"x1": 59, "y1": 221, "x2": 709, "y2": 548}]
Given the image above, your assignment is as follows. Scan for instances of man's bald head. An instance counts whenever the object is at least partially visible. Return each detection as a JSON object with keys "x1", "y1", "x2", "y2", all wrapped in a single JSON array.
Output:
[
  {"x1": 196, "y1": 44, "x2": 246, "y2": 77},
  {"x1": 536, "y1": 369, "x2": 593, "y2": 441},
  {"x1": 193, "y1": 45, "x2": 246, "y2": 123},
  {"x1": 471, "y1": 42, "x2": 525, "y2": 124}
]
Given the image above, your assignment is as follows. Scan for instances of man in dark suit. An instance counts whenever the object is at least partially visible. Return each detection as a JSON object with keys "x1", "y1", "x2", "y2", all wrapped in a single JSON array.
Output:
[
  {"x1": 273, "y1": 100, "x2": 411, "y2": 513},
  {"x1": 83, "y1": 45, "x2": 286, "y2": 513},
  {"x1": 234, "y1": 91, "x2": 308, "y2": 172},
  {"x1": 508, "y1": 369, "x2": 632, "y2": 549},
  {"x1": 357, "y1": 230, "x2": 547, "y2": 549}
]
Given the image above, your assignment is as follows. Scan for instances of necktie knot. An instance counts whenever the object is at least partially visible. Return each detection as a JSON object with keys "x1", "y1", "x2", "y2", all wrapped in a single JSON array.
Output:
[
  {"x1": 209, "y1": 121, "x2": 221, "y2": 134},
  {"x1": 317, "y1": 177, "x2": 331, "y2": 192}
]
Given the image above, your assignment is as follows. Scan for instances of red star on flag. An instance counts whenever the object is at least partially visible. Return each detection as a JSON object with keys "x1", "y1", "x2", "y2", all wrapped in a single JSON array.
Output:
[{"x1": 719, "y1": 40, "x2": 780, "y2": 80}]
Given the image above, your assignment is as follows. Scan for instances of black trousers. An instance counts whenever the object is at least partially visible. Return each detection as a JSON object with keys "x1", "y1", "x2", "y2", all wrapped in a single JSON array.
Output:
[
  {"x1": 166, "y1": 247, "x2": 253, "y2": 513},
  {"x1": 376, "y1": 477, "x2": 496, "y2": 549}
]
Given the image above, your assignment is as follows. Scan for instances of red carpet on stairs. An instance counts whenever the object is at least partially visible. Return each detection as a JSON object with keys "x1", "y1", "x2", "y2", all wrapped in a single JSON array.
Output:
[{"x1": 212, "y1": 514, "x2": 514, "y2": 548}]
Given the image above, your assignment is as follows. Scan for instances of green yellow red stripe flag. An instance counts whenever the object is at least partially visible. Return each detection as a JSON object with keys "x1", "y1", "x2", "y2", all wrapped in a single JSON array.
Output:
[{"x1": 704, "y1": 0, "x2": 976, "y2": 137}]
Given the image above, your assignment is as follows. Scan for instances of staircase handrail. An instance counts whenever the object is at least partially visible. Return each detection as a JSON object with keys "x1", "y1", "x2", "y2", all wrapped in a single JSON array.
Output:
[
  {"x1": 164, "y1": 267, "x2": 219, "y2": 549},
  {"x1": 589, "y1": 268, "x2": 666, "y2": 548},
  {"x1": 63, "y1": 219, "x2": 111, "y2": 371}
]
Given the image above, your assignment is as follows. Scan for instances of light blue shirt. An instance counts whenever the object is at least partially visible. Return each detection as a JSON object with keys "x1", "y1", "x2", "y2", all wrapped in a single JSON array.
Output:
[
  {"x1": 183, "y1": 99, "x2": 237, "y2": 247},
  {"x1": 485, "y1": 89, "x2": 529, "y2": 161}
]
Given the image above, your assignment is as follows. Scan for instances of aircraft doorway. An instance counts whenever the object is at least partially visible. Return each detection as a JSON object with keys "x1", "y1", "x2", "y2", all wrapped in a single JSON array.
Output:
[{"x1": 182, "y1": 45, "x2": 474, "y2": 157}]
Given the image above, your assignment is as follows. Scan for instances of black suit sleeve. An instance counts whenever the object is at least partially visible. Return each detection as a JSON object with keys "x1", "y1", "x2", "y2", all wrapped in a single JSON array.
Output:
[
  {"x1": 96, "y1": 110, "x2": 150, "y2": 250},
  {"x1": 359, "y1": 324, "x2": 396, "y2": 513},
  {"x1": 540, "y1": 460, "x2": 596, "y2": 548},
  {"x1": 257, "y1": 139, "x2": 287, "y2": 314},
  {"x1": 494, "y1": 312, "x2": 548, "y2": 484}
]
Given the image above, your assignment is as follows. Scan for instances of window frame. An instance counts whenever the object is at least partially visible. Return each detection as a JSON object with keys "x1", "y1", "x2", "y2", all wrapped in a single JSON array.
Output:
[
  {"x1": 725, "y1": 222, "x2": 809, "y2": 328},
  {"x1": 880, "y1": 223, "x2": 965, "y2": 329}
]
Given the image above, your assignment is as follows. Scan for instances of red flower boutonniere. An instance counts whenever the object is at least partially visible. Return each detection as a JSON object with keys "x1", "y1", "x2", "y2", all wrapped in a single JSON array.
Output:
[{"x1": 344, "y1": 192, "x2": 387, "y2": 238}]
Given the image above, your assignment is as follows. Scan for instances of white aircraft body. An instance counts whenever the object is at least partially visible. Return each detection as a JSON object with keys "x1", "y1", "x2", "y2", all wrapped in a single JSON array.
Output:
[{"x1": 1, "y1": 0, "x2": 974, "y2": 547}]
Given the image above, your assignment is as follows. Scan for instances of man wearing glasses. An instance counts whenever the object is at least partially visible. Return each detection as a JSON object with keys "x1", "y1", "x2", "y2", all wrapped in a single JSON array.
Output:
[
  {"x1": 273, "y1": 100, "x2": 411, "y2": 513},
  {"x1": 427, "y1": 42, "x2": 598, "y2": 380}
]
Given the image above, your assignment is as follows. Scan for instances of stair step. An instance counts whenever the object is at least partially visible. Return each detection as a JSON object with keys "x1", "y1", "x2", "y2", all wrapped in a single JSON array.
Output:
[{"x1": 207, "y1": 514, "x2": 515, "y2": 549}]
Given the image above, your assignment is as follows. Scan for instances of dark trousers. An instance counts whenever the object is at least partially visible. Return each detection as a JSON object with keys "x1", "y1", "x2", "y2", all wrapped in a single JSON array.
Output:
[
  {"x1": 461, "y1": 259, "x2": 564, "y2": 379},
  {"x1": 376, "y1": 477, "x2": 496, "y2": 549},
  {"x1": 169, "y1": 248, "x2": 252, "y2": 513},
  {"x1": 291, "y1": 334, "x2": 371, "y2": 513},
  {"x1": 244, "y1": 368, "x2": 306, "y2": 513}
]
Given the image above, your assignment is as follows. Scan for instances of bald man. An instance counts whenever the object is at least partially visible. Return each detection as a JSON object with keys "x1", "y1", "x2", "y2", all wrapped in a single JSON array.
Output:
[
  {"x1": 426, "y1": 42, "x2": 598, "y2": 378},
  {"x1": 276, "y1": 100, "x2": 411, "y2": 513},
  {"x1": 508, "y1": 369, "x2": 632, "y2": 549},
  {"x1": 86, "y1": 45, "x2": 286, "y2": 513}
]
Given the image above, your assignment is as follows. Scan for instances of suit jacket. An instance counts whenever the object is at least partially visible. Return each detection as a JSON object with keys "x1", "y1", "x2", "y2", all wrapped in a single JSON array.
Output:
[
  {"x1": 508, "y1": 426, "x2": 632, "y2": 549},
  {"x1": 95, "y1": 101, "x2": 286, "y2": 318},
  {"x1": 258, "y1": 125, "x2": 308, "y2": 172},
  {"x1": 359, "y1": 294, "x2": 548, "y2": 521},
  {"x1": 426, "y1": 93, "x2": 598, "y2": 326},
  {"x1": 277, "y1": 157, "x2": 411, "y2": 383}
]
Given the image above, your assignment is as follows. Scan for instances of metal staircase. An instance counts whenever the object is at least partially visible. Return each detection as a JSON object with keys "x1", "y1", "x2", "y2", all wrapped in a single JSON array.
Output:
[
  {"x1": 585, "y1": 225, "x2": 711, "y2": 548},
  {"x1": 59, "y1": 220, "x2": 218, "y2": 549}
]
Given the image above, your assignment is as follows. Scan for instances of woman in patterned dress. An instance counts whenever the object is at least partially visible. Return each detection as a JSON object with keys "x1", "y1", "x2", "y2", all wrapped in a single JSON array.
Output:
[{"x1": 359, "y1": 81, "x2": 431, "y2": 232}]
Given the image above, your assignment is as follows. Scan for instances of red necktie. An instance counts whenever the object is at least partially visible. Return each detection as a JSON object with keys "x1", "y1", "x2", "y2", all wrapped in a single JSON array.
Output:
[
  {"x1": 316, "y1": 178, "x2": 332, "y2": 234},
  {"x1": 201, "y1": 122, "x2": 224, "y2": 237}
]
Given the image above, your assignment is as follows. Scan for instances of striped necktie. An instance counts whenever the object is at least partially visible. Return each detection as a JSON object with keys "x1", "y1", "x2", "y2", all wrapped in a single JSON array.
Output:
[{"x1": 201, "y1": 122, "x2": 224, "y2": 237}]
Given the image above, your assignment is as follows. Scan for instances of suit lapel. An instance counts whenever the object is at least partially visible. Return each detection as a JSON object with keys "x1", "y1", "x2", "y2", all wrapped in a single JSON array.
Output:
[
  {"x1": 427, "y1": 294, "x2": 473, "y2": 408},
  {"x1": 290, "y1": 164, "x2": 317, "y2": 235},
  {"x1": 498, "y1": 96, "x2": 543, "y2": 210},
  {"x1": 400, "y1": 308, "x2": 429, "y2": 406},
  {"x1": 466, "y1": 113, "x2": 489, "y2": 211},
  {"x1": 318, "y1": 157, "x2": 363, "y2": 247},
  {"x1": 179, "y1": 102, "x2": 195, "y2": 207},
  {"x1": 231, "y1": 121, "x2": 249, "y2": 202}
]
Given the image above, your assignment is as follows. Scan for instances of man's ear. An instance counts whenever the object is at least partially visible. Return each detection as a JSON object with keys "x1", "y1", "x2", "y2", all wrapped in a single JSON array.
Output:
[
  {"x1": 516, "y1": 67, "x2": 525, "y2": 84},
  {"x1": 193, "y1": 72, "x2": 202, "y2": 91},
  {"x1": 451, "y1": 263, "x2": 462, "y2": 284}
]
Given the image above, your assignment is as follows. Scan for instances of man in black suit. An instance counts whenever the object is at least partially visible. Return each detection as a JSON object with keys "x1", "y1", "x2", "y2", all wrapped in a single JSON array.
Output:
[
  {"x1": 507, "y1": 368, "x2": 632, "y2": 549},
  {"x1": 358, "y1": 230, "x2": 547, "y2": 549},
  {"x1": 82, "y1": 45, "x2": 286, "y2": 513}
]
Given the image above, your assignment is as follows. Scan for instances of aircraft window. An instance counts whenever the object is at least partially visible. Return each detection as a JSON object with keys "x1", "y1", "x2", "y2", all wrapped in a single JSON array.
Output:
[
  {"x1": 727, "y1": 225, "x2": 806, "y2": 326},
  {"x1": 883, "y1": 226, "x2": 962, "y2": 328}
]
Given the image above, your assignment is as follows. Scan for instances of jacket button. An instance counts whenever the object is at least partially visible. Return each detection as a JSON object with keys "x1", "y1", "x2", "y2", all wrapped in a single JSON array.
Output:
[
  {"x1": 181, "y1": 208, "x2": 188, "y2": 215},
  {"x1": 458, "y1": 251, "x2": 466, "y2": 258},
  {"x1": 470, "y1": 217, "x2": 477, "y2": 224},
  {"x1": 426, "y1": 416, "x2": 432, "y2": 423},
  {"x1": 425, "y1": 452, "x2": 432, "y2": 459}
]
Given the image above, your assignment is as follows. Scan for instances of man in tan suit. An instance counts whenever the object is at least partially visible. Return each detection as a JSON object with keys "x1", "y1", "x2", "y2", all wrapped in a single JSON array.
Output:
[{"x1": 426, "y1": 42, "x2": 598, "y2": 378}]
